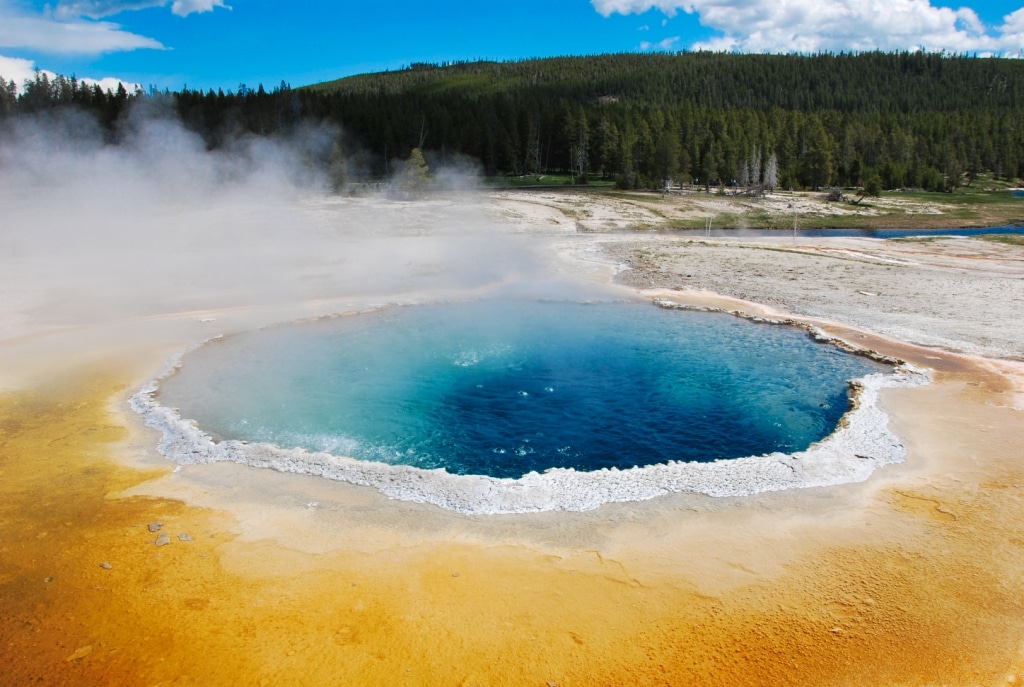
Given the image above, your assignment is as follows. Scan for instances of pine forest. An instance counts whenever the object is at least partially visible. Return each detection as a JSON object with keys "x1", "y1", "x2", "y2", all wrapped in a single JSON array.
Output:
[{"x1": 4, "y1": 51, "x2": 1024, "y2": 192}]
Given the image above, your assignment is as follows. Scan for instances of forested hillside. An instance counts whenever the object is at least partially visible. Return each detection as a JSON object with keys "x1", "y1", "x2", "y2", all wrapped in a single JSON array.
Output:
[
  {"x1": 311, "y1": 52, "x2": 1024, "y2": 112},
  {"x1": 4, "y1": 52, "x2": 1024, "y2": 191}
]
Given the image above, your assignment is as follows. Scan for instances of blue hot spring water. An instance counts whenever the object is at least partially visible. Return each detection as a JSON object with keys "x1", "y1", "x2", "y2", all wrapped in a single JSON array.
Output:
[{"x1": 157, "y1": 301, "x2": 888, "y2": 479}]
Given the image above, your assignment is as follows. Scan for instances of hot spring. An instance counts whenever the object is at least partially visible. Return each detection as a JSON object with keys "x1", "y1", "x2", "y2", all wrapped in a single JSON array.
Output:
[{"x1": 136, "y1": 300, "x2": 925, "y2": 513}]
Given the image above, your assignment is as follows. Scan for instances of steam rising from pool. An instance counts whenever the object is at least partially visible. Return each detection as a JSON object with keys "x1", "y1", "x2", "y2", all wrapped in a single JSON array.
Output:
[{"x1": 133, "y1": 301, "x2": 930, "y2": 513}]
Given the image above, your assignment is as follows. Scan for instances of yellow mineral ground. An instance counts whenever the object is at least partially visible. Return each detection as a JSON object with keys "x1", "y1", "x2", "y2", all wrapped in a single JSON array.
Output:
[{"x1": 2, "y1": 326, "x2": 1023, "y2": 686}]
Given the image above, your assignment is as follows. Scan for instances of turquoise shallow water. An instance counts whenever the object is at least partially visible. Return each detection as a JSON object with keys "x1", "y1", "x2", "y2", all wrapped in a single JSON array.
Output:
[{"x1": 157, "y1": 301, "x2": 888, "y2": 479}]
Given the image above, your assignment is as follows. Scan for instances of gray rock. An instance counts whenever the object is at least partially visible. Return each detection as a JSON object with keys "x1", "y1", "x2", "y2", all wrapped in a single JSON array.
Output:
[
  {"x1": 155, "y1": 533, "x2": 170, "y2": 547},
  {"x1": 99, "y1": 562, "x2": 112, "y2": 570},
  {"x1": 147, "y1": 522, "x2": 163, "y2": 533},
  {"x1": 178, "y1": 532, "x2": 194, "y2": 542}
]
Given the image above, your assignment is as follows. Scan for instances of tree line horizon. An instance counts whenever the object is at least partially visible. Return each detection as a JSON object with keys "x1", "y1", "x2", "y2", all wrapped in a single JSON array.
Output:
[{"x1": 3, "y1": 51, "x2": 1024, "y2": 193}]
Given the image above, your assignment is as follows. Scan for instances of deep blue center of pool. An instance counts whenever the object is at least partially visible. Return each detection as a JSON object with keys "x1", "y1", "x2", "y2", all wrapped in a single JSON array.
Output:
[{"x1": 158, "y1": 301, "x2": 887, "y2": 479}]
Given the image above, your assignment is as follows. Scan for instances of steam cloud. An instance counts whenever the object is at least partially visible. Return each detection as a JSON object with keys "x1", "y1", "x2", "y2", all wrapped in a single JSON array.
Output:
[{"x1": 0, "y1": 100, "x2": 557, "y2": 342}]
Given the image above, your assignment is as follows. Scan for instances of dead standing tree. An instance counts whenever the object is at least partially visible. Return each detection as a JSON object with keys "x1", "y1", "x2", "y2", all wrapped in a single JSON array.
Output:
[
  {"x1": 571, "y1": 120, "x2": 588, "y2": 183},
  {"x1": 763, "y1": 152, "x2": 779, "y2": 192}
]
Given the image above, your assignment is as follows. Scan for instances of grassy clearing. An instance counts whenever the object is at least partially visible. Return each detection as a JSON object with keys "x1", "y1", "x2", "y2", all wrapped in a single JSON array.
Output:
[
  {"x1": 881, "y1": 183, "x2": 1024, "y2": 224},
  {"x1": 891, "y1": 236, "x2": 952, "y2": 243},
  {"x1": 976, "y1": 234, "x2": 1024, "y2": 246},
  {"x1": 631, "y1": 187, "x2": 1024, "y2": 231},
  {"x1": 485, "y1": 174, "x2": 616, "y2": 188}
]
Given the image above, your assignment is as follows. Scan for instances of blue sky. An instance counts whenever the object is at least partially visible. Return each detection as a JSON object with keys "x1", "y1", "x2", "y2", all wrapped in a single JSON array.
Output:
[{"x1": 2, "y1": 0, "x2": 1024, "y2": 92}]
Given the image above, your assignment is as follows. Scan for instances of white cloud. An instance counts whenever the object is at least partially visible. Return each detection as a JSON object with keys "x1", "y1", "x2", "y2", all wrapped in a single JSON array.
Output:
[
  {"x1": 0, "y1": 1, "x2": 164, "y2": 54},
  {"x1": 55, "y1": 0, "x2": 229, "y2": 19},
  {"x1": 640, "y1": 36, "x2": 681, "y2": 51},
  {"x1": 1006, "y1": 7, "x2": 1024, "y2": 33},
  {"x1": 170, "y1": 0, "x2": 229, "y2": 17},
  {"x1": 592, "y1": 0, "x2": 685, "y2": 18},
  {"x1": 0, "y1": 0, "x2": 231, "y2": 60},
  {"x1": 1001, "y1": 7, "x2": 1024, "y2": 50},
  {"x1": 592, "y1": 0, "x2": 1024, "y2": 55},
  {"x1": 0, "y1": 53, "x2": 38, "y2": 88},
  {"x1": 55, "y1": 1, "x2": 166, "y2": 20},
  {"x1": 85, "y1": 75, "x2": 141, "y2": 92},
  {"x1": 0, "y1": 52, "x2": 140, "y2": 94}
]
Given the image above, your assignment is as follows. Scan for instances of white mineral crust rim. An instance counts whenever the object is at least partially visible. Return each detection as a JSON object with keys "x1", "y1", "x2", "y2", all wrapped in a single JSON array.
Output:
[{"x1": 129, "y1": 316, "x2": 931, "y2": 515}]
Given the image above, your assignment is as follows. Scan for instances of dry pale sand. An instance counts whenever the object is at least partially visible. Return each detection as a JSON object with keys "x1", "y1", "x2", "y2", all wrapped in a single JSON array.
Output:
[
  {"x1": 487, "y1": 187, "x2": 963, "y2": 233},
  {"x1": 2, "y1": 190, "x2": 1024, "y2": 686}
]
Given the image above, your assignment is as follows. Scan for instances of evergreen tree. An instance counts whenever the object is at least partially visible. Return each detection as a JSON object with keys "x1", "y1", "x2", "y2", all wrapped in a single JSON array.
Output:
[
  {"x1": 801, "y1": 115, "x2": 834, "y2": 190},
  {"x1": 0, "y1": 77, "x2": 15, "y2": 118},
  {"x1": 397, "y1": 147, "x2": 430, "y2": 193},
  {"x1": 854, "y1": 174, "x2": 883, "y2": 204},
  {"x1": 654, "y1": 124, "x2": 681, "y2": 189}
]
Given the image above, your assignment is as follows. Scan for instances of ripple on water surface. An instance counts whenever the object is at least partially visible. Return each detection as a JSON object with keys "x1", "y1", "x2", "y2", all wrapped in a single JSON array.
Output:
[{"x1": 157, "y1": 301, "x2": 889, "y2": 479}]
